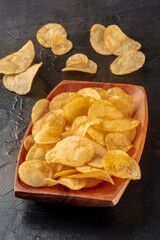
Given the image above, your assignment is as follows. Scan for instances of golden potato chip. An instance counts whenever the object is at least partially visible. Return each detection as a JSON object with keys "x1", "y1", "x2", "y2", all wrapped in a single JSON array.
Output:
[
  {"x1": 49, "y1": 92, "x2": 79, "y2": 111},
  {"x1": 106, "y1": 87, "x2": 125, "y2": 98},
  {"x1": 102, "y1": 150, "x2": 141, "y2": 179},
  {"x1": 71, "y1": 116, "x2": 88, "y2": 134},
  {"x1": 62, "y1": 59, "x2": 97, "y2": 74},
  {"x1": 90, "y1": 24, "x2": 111, "y2": 55},
  {"x1": 94, "y1": 87, "x2": 108, "y2": 99},
  {"x1": 98, "y1": 118, "x2": 140, "y2": 132},
  {"x1": 24, "y1": 135, "x2": 35, "y2": 152},
  {"x1": 54, "y1": 169, "x2": 78, "y2": 179},
  {"x1": 75, "y1": 118, "x2": 101, "y2": 137},
  {"x1": 46, "y1": 177, "x2": 86, "y2": 190},
  {"x1": 32, "y1": 99, "x2": 50, "y2": 124},
  {"x1": 26, "y1": 143, "x2": 55, "y2": 161},
  {"x1": 105, "y1": 133, "x2": 133, "y2": 152},
  {"x1": 51, "y1": 36, "x2": 73, "y2": 55},
  {"x1": 32, "y1": 109, "x2": 66, "y2": 136},
  {"x1": 77, "y1": 87, "x2": 101, "y2": 100},
  {"x1": 123, "y1": 128, "x2": 137, "y2": 143},
  {"x1": 91, "y1": 140, "x2": 107, "y2": 157},
  {"x1": 37, "y1": 23, "x2": 67, "y2": 48},
  {"x1": 104, "y1": 25, "x2": 141, "y2": 55},
  {"x1": 19, "y1": 160, "x2": 53, "y2": 187},
  {"x1": 88, "y1": 155, "x2": 103, "y2": 169},
  {"x1": 46, "y1": 136, "x2": 94, "y2": 167},
  {"x1": 110, "y1": 50, "x2": 145, "y2": 75},
  {"x1": 76, "y1": 165, "x2": 103, "y2": 173},
  {"x1": 0, "y1": 40, "x2": 35, "y2": 74},
  {"x1": 63, "y1": 96, "x2": 90, "y2": 122},
  {"x1": 88, "y1": 99, "x2": 123, "y2": 119},
  {"x1": 3, "y1": 62, "x2": 42, "y2": 95},
  {"x1": 84, "y1": 178, "x2": 103, "y2": 188},
  {"x1": 87, "y1": 126, "x2": 105, "y2": 145},
  {"x1": 66, "y1": 53, "x2": 88, "y2": 67}
]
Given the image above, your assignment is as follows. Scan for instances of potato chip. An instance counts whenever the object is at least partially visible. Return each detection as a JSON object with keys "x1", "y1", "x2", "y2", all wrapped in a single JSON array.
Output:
[
  {"x1": 46, "y1": 136, "x2": 94, "y2": 167},
  {"x1": 66, "y1": 53, "x2": 88, "y2": 67},
  {"x1": 71, "y1": 116, "x2": 88, "y2": 134},
  {"x1": 26, "y1": 143, "x2": 55, "y2": 161},
  {"x1": 102, "y1": 150, "x2": 141, "y2": 179},
  {"x1": 87, "y1": 126, "x2": 105, "y2": 145},
  {"x1": 63, "y1": 96, "x2": 90, "y2": 122},
  {"x1": 104, "y1": 25, "x2": 141, "y2": 55},
  {"x1": 0, "y1": 40, "x2": 35, "y2": 74},
  {"x1": 76, "y1": 165, "x2": 101, "y2": 173},
  {"x1": 54, "y1": 169, "x2": 78, "y2": 179},
  {"x1": 3, "y1": 62, "x2": 42, "y2": 95},
  {"x1": 37, "y1": 23, "x2": 67, "y2": 48},
  {"x1": 19, "y1": 160, "x2": 53, "y2": 187},
  {"x1": 88, "y1": 99, "x2": 123, "y2": 119},
  {"x1": 105, "y1": 133, "x2": 133, "y2": 152},
  {"x1": 110, "y1": 50, "x2": 145, "y2": 75},
  {"x1": 31, "y1": 99, "x2": 50, "y2": 124},
  {"x1": 75, "y1": 118, "x2": 101, "y2": 137},
  {"x1": 106, "y1": 87, "x2": 125, "y2": 98},
  {"x1": 61, "y1": 59, "x2": 97, "y2": 74},
  {"x1": 49, "y1": 92, "x2": 79, "y2": 111},
  {"x1": 77, "y1": 87, "x2": 101, "y2": 100},
  {"x1": 88, "y1": 155, "x2": 103, "y2": 169},
  {"x1": 24, "y1": 135, "x2": 35, "y2": 152},
  {"x1": 84, "y1": 178, "x2": 103, "y2": 188},
  {"x1": 90, "y1": 24, "x2": 111, "y2": 55},
  {"x1": 123, "y1": 128, "x2": 137, "y2": 143},
  {"x1": 51, "y1": 36, "x2": 73, "y2": 55},
  {"x1": 94, "y1": 87, "x2": 108, "y2": 99},
  {"x1": 91, "y1": 140, "x2": 107, "y2": 157},
  {"x1": 108, "y1": 94, "x2": 136, "y2": 117}
]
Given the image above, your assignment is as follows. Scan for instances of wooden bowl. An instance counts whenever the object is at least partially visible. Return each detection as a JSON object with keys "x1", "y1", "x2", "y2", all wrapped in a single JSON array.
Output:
[{"x1": 14, "y1": 80, "x2": 148, "y2": 207}]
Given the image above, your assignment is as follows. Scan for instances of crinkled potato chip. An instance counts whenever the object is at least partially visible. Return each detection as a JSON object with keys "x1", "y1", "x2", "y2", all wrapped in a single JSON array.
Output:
[
  {"x1": 66, "y1": 53, "x2": 88, "y2": 67},
  {"x1": 77, "y1": 87, "x2": 101, "y2": 100},
  {"x1": 26, "y1": 143, "x2": 55, "y2": 161},
  {"x1": 24, "y1": 135, "x2": 35, "y2": 152},
  {"x1": 62, "y1": 59, "x2": 97, "y2": 74},
  {"x1": 0, "y1": 40, "x2": 35, "y2": 74},
  {"x1": 88, "y1": 155, "x2": 103, "y2": 169},
  {"x1": 3, "y1": 62, "x2": 42, "y2": 95},
  {"x1": 123, "y1": 128, "x2": 137, "y2": 143},
  {"x1": 87, "y1": 126, "x2": 105, "y2": 145},
  {"x1": 90, "y1": 24, "x2": 111, "y2": 55},
  {"x1": 46, "y1": 136, "x2": 94, "y2": 167},
  {"x1": 84, "y1": 178, "x2": 103, "y2": 188},
  {"x1": 104, "y1": 25, "x2": 141, "y2": 56},
  {"x1": 19, "y1": 160, "x2": 53, "y2": 187},
  {"x1": 110, "y1": 50, "x2": 145, "y2": 75},
  {"x1": 105, "y1": 133, "x2": 133, "y2": 152},
  {"x1": 32, "y1": 99, "x2": 50, "y2": 124},
  {"x1": 49, "y1": 92, "x2": 79, "y2": 111},
  {"x1": 37, "y1": 23, "x2": 67, "y2": 48},
  {"x1": 102, "y1": 150, "x2": 141, "y2": 180},
  {"x1": 51, "y1": 36, "x2": 73, "y2": 55}
]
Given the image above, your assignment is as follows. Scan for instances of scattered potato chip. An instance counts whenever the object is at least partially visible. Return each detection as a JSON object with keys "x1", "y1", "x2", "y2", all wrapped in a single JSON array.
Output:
[
  {"x1": 77, "y1": 87, "x2": 101, "y2": 100},
  {"x1": 37, "y1": 23, "x2": 67, "y2": 48},
  {"x1": 46, "y1": 136, "x2": 94, "y2": 167},
  {"x1": 102, "y1": 150, "x2": 141, "y2": 179},
  {"x1": 19, "y1": 160, "x2": 53, "y2": 187},
  {"x1": 123, "y1": 128, "x2": 137, "y2": 143},
  {"x1": 88, "y1": 155, "x2": 103, "y2": 169},
  {"x1": 0, "y1": 40, "x2": 35, "y2": 74},
  {"x1": 32, "y1": 99, "x2": 50, "y2": 124},
  {"x1": 104, "y1": 25, "x2": 141, "y2": 56},
  {"x1": 26, "y1": 143, "x2": 55, "y2": 161},
  {"x1": 3, "y1": 62, "x2": 42, "y2": 95},
  {"x1": 66, "y1": 53, "x2": 88, "y2": 67},
  {"x1": 24, "y1": 135, "x2": 35, "y2": 152},
  {"x1": 62, "y1": 59, "x2": 97, "y2": 74},
  {"x1": 51, "y1": 36, "x2": 73, "y2": 55},
  {"x1": 105, "y1": 133, "x2": 133, "y2": 152},
  {"x1": 87, "y1": 126, "x2": 105, "y2": 145},
  {"x1": 90, "y1": 24, "x2": 111, "y2": 55},
  {"x1": 110, "y1": 50, "x2": 145, "y2": 75},
  {"x1": 49, "y1": 92, "x2": 79, "y2": 111}
]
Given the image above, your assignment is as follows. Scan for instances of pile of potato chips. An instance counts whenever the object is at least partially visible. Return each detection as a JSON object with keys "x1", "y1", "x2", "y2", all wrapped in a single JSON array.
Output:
[
  {"x1": 0, "y1": 40, "x2": 42, "y2": 95},
  {"x1": 19, "y1": 86, "x2": 141, "y2": 190}
]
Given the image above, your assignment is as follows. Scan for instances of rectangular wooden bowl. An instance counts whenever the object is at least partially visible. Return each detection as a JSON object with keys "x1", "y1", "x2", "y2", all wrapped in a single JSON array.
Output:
[{"x1": 14, "y1": 80, "x2": 148, "y2": 207}]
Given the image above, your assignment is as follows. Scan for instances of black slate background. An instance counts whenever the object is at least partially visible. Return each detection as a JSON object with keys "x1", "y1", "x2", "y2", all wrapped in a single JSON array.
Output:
[{"x1": 0, "y1": 0, "x2": 160, "y2": 239}]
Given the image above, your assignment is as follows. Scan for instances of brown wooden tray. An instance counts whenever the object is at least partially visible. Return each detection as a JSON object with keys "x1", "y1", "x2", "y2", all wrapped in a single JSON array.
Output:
[{"x1": 14, "y1": 80, "x2": 148, "y2": 207}]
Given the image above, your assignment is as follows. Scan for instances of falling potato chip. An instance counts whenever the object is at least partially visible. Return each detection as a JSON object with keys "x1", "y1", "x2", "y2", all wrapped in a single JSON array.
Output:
[
  {"x1": 19, "y1": 160, "x2": 53, "y2": 187},
  {"x1": 84, "y1": 178, "x2": 103, "y2": 188},
  {"x1": 49, "y1": 92, "x2": 79, "y2": 111},
  {"x1": 37, "y1": 23, "x2": 67, "y2": 48},
  {"x1": 110, "y1": 50, "x2": 145, "y2": 75},
  {"x1": 104, "y1": 25, "x2": 141, "y2": 56},
  {"x1": 123, "y1": 128, "x2": 137, "y2": 143},
  {"x1": 66, "y1": 53, "x2": 88, "y2": 67},
  {"x1": 26, "y1": 143, "x2": 55, "y2": 161},
  {"x1": 0, "y1": 40, "x2": 35, "y2": 74},
  {"x1": 90, "y1": 24, "x2": 111, "y2": 55},
  {"x1": 54, "y1": 169, "x2": 78, "y2": 179},
  {"x1": 102, "y1": 150, "x2": 141, "y2": 179},
  {"x1": 24, "y1": 135, "x2": 35, "y2": 152},
  {"x1": 62, "y1": 59, "x2": 97, "y2": 74},
  {"x1": 46, "y1": 136, "x2": 94, "y2": 167},
  {"x1": 3, "y1": 62, "x2": 42, "y2": 95},
  {"x1": 88, "y1": 155, "x2": 103, "y2": 169},
  {"x1": 51, "y1": 36, "x2": 73, "y2": 55},
  {"x1": 87, "y1": 126, "x2": 105, "y2": 145},
  {"x1": 105, "y1": 133, "x2": 133, "y2": 152},
  {"x1": 77, "y1": 87, "x2": 101, "y2": 100},
  {"x1": 106, "y1": 87, "x2": 125, "y2": 98},
  {"x1": 32, "y1": 99, "x2": 50, "y2": 124}
]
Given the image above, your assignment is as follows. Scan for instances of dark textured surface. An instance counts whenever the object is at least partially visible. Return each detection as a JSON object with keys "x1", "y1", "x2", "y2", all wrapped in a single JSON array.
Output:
[{"x1": 0, "y1": 0, "x2": 159, "y2": 239}]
